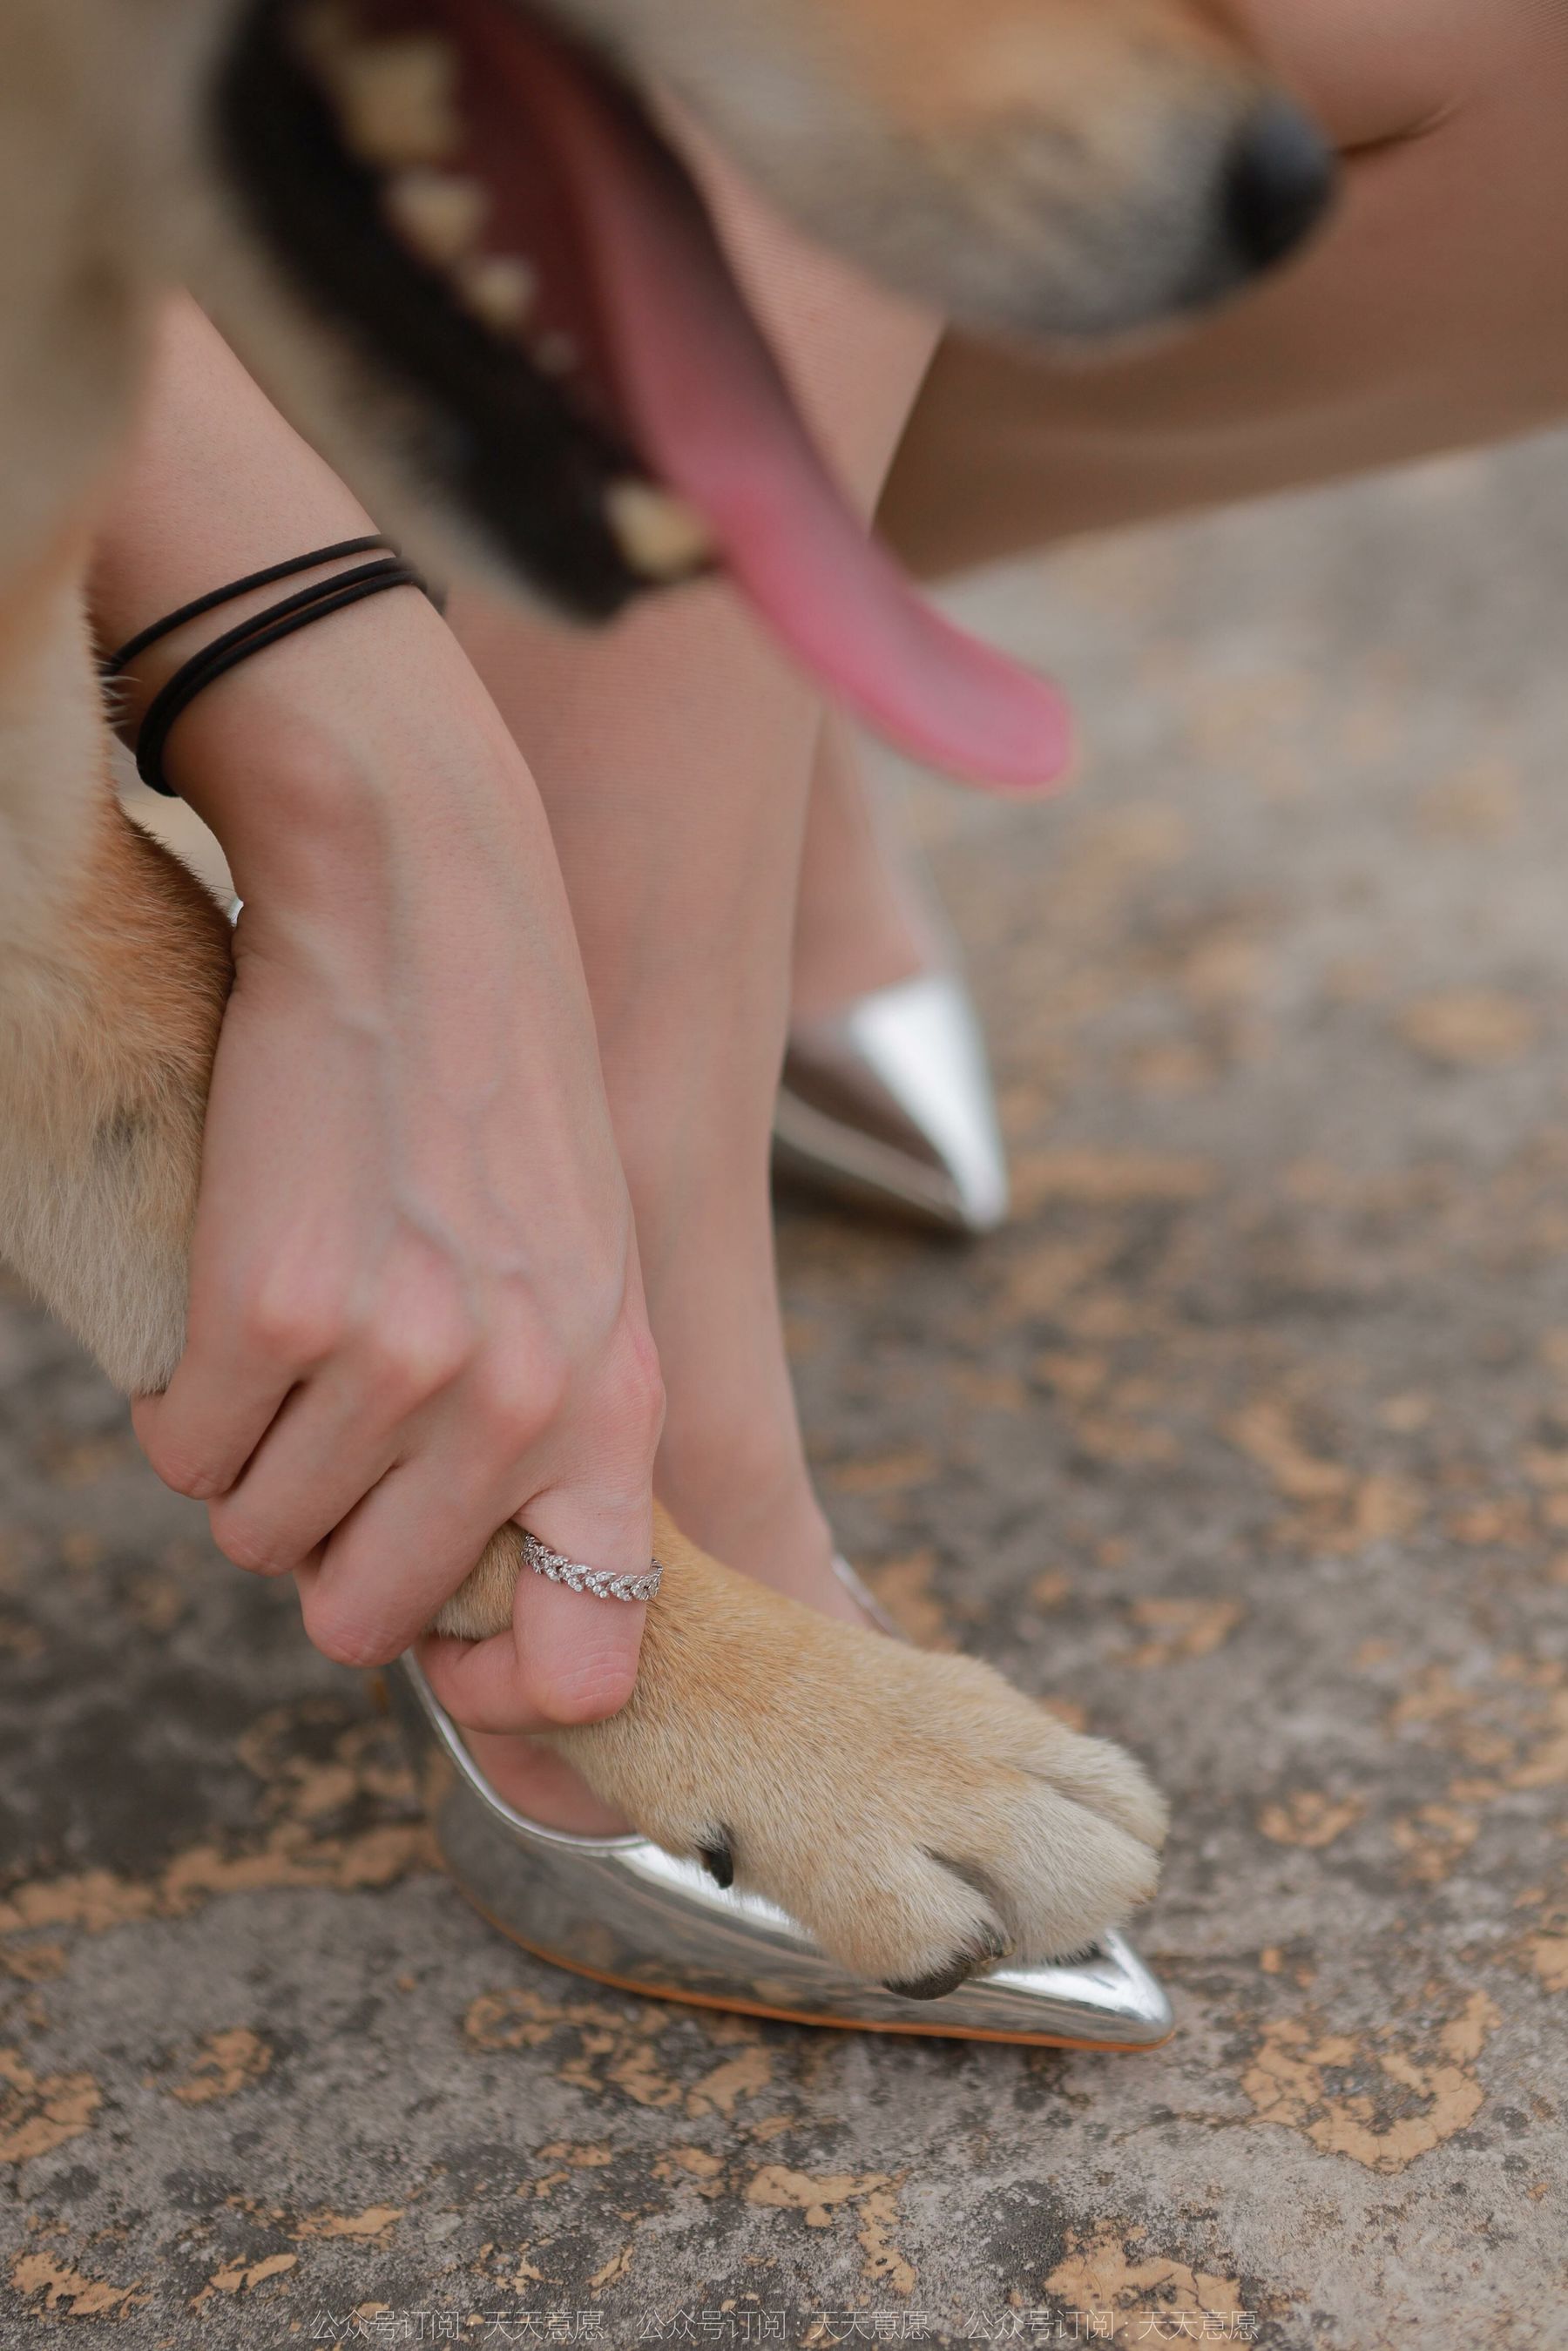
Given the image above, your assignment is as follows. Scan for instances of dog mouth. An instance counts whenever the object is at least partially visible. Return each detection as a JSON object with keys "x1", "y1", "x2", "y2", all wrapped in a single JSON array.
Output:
[{"x1": 213, "y1": 0, "x2": 1070, "y2": 787}]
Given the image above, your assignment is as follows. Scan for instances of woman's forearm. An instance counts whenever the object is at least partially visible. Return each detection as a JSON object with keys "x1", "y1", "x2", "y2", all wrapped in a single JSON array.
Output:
[
  {"x1": 92, "y1": 295, "x2": 662, "y2": 1720},
  {"x1": 91, "y1": 297, "x2": 375, "y2": 639}
]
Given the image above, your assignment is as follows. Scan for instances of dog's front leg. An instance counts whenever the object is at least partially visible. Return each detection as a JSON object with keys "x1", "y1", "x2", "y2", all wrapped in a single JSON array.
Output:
[
  {"x1": 0, "y1": 566, "x2": 1165, "y2": 1990},
  {"x1": 0, "y1": 552, "x2": 231, "y2": 1398}
]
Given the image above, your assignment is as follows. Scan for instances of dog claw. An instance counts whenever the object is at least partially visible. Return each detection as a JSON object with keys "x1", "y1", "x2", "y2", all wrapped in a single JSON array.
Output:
[
  {"x1": 884, "y1": 1923, "x2": 1007, "y2": 2003},
  {"x1": 698, "y1": 1831, "x2": 735, "y2": 1889}
]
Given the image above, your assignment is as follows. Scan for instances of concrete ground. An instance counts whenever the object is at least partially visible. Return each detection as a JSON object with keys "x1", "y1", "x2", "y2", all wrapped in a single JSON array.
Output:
[{"x1": 4, "y1": 437, "x2": 1568, "y2": 2348}]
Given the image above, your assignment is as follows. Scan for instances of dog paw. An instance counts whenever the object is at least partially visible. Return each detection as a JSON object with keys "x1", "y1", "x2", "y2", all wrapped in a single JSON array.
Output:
[{"x1": 554, "y1": 1513, "x2": 1166, "y2": 1994}]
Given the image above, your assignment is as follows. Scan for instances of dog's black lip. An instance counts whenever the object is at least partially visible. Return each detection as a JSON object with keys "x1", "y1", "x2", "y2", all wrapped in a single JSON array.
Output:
[{"x1": 211, "y1": 0, "x2": 658, "y2": 620}]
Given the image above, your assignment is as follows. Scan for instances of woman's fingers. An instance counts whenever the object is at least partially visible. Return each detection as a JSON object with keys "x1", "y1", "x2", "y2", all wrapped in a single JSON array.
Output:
[
  {"x1": 415, "y1": 1629, "x2": 558, "y2": 1736},
  {"x1": 416, "y1": 1580, "x2": 646, "y2": 1736},
  {"x1": 293, "y1": 1381, "x2": 659, "y2": 1670},
  {"x1": 295, "y1": 1456, "x2": 534, "y2": 1667},
  {"x1": 201, "y1": 1372, "x2": 405, "y2": 1577},
  {"x1": 139, "y1": 1232, "x2": 485, "y2": 1575},
  {"x1": 402, "y1": 1490, "x2": 653, "y2": 1733},
  {"x1": 199, "y1": 1274, "x2": 481, "y2": 1574},
  {"x1": 132, "y1": 1352, "x2": 294, "y2": 1516},
  {"x1": 289, "y1": 1300, "x2": 662, "y2": 1678},
  {"x1": 502, "y1": 1490, "x2": 652, "y2": 1721}
]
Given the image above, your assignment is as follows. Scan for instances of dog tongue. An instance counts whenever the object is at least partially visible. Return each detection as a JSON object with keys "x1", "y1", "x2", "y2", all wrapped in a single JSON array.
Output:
[{"x1": 510, "y1": 19, "x2": 1073, "y2": 790}]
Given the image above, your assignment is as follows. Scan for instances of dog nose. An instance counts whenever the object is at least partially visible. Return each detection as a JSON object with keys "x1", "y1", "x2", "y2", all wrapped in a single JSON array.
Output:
[{"x1": 1223, "y1": 99, "x2": 1337, "y2": 274}]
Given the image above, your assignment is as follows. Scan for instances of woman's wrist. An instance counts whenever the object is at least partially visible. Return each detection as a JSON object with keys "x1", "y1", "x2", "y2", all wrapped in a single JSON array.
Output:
[
  {"x1": 87, "y1": 294, "x2": 574, "y2": 969},
  {"x1": 99, "y1": 515, "x2": 523, "y2": 901},
  {"x1": 87, "y1": 297, "x2": 425, "y2": 856},
  {"x1": 193, "y1": 659, "x2": 544, "y2": 944},
  {"x1": 129, "y1": 580, "x2": 471, "y2": 851}
]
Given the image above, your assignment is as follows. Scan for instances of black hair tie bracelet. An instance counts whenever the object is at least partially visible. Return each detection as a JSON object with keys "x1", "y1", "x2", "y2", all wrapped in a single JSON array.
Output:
[{"x1": 100, "y1": 536, "x2": 441, "y2": 799}]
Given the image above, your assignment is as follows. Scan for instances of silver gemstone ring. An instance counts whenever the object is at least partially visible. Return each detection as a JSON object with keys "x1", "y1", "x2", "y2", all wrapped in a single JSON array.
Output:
[{"x1": 520, "y1": 1530, "x2": 662, "y2": 1604}]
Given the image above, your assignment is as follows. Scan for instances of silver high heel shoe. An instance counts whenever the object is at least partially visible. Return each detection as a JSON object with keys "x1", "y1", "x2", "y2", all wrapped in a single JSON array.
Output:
[
  {"x1": 775, "y1": 969, "x2": 1010, "y2": 1235},
  {"x1": 391, "y1": 1557, "x2": 1172, "y2": 2053}
]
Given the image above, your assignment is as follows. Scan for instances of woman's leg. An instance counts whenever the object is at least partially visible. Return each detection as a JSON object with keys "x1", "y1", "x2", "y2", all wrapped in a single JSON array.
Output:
[
  {"x1": 793, "y1": 0, "x2": 1568, "y2": 1020},
  {"x1": 789, "y1": 709, "x2": 943, "y2": 1021},
  {"x1": 449, "y1": 193, "x2": 937, "y2": 1819}
]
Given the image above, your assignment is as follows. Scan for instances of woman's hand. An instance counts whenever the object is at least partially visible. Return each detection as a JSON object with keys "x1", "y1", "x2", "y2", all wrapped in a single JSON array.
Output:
[
  {"x1": 95, "y1": 301, "x2": 661, "y2": 1725},
  {"x1": 145, "y1": 632, "x2": 661, "y2": 1718}
]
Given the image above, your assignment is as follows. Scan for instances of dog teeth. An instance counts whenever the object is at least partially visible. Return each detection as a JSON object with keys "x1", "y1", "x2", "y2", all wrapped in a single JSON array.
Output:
[
  {"x1": 457, "y1": 253, "x2": 538, "y2": 331},
  {"x1": 605, "y1": 482, "x2": 715, "y2": 579},
  {"x1": 383, "y1": 168, "x2": 489, "y2": 267},
  {"x1": 330, "y1": 34, "x2": 463, "y2": 167}
]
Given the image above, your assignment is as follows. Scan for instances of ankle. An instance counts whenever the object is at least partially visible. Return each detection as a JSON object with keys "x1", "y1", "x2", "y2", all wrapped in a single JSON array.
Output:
[
  {"x1": 657, "y1": 1428, "x2": 835, "y2": 1600},
  {"x1": 790, "y1": 891, "x2": 929, "y2": 1024}
]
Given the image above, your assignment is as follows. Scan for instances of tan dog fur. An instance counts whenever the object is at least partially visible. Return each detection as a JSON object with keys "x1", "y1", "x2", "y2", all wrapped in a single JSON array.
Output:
[{"x1": 0, "y1": 0, "x2": 1301, "y2": 1986}]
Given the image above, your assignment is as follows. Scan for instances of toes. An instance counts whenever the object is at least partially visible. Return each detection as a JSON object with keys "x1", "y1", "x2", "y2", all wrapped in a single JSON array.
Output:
[
  {"x1": 990, "y1": 1703, "x2": 1168, "y2": 1852},
  {"x1": 684, "y1": 1811, "x2": 1017, "y2": 1998},
  {"x1": 884, "y1": 1917, "x2": 1008, "y2": 2003},
  {"x1": 999, "y1": 1783, "x2": 1164, "y2": 1961},
  {"x1": 912, "y1": 1651, "x2": 1167, "y2": 1852},
  {"x1": 799, "y1": 1845, "x2": 1007, "y2": 1997},
  {"x1": 576, "y1": 1580, "x2": 1168, "y2": 1991},
  {"x1": 927, "y1": 1850, "x2": 1016, "y2": 1939},
  {"x1": 1024, "y1": 1729, "x2": 1169, "y2": 1854}
]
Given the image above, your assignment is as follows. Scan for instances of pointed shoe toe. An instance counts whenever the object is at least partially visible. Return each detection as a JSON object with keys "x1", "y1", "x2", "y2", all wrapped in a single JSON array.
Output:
[
  {"x1": 775, "y1": 972, "x2": 1010, "y2": 1235},
  {"x1": 393, "y1": 1658, "x2": 1173, "y2": 2051}
]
